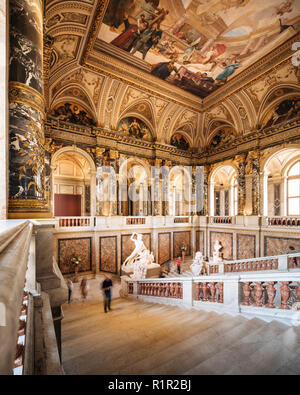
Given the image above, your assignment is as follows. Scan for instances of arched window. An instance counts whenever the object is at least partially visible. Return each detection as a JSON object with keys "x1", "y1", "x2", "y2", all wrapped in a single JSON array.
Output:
[{"x1": 287, "y1": 161, "x2": 300, "y2": 215}]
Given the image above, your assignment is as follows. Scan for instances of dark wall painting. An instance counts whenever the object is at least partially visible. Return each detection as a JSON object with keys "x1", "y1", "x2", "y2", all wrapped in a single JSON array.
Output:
[
  {"x1": 170, "y1": 133, "x2": 190, "y2": 150},
  {"x1": 51, "y1": 102, "x2": 96, "y2": 126}
]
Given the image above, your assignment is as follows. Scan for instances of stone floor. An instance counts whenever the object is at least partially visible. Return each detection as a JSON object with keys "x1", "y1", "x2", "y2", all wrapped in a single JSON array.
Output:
[{"x1": 61, "y1": 296, "x2": 300, "y2": 375}]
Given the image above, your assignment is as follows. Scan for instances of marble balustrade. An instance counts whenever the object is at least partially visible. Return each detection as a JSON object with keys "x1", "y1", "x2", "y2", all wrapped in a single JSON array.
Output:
[{"x1": 124, "y1": 271, "x2": 300, "y2": 325}]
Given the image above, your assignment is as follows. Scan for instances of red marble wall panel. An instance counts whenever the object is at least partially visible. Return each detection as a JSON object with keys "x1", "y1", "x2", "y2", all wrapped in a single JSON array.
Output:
[
  {"x1": 100, "y1": 236, "x2": 117, "y2": 274},
  {"x1": 158, "y1": 233, "x2": 171, "y2": 265},
  {"x1": 210, "y1": 232, "x2": 233, "y2": 260},
  {"x1": 264, "y1": 236, "x2": 300, "y2": 256},
  {"x1": 237, "y1": 234, "x2": 256, "y2": 260},
  {"x1": 58, "y1": 237, "x2": 92, "y2": 275},
  {"x1": 121, "y1": 233, "x2": 151, "y2": 264},
  {"x1": 173, "y1": 231, "x2": 191, "y2": 258}
]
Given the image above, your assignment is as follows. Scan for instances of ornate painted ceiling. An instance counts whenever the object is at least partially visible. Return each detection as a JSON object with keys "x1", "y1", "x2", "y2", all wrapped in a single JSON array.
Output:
[
  {"x1": 98, "y1": 0, "x2": 300, "y2": 98},
  {"x1": 45, "y1": 0, "x2": 300, "y2": 153}
]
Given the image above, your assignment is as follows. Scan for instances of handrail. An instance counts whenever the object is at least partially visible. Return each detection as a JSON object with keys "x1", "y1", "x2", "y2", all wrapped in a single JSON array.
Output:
[
  {"x1": 265, "y1": 216, "x2": 300, "y2": 227},
  {"x1": 0, "y1": 220, "x2": 33, "y2": 375}
]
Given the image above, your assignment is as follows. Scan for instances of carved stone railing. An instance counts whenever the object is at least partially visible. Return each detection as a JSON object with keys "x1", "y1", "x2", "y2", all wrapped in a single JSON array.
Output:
[
  {"x1": 224, "y1": 258, "x2": 278, "y2": 273},
  {"x1": 208, "y1": 253, "x2": 300, "y2": 275},
  {"x1": 174, "y1": 217, "x2": 190, "y2": 224},
  {"x1": 138, "y1": 282, "x2": 183, "y2": 299},
  {"x1": 264, "y1": 216, "x2": 300, "y2": 227},
  {"x1": 123, "y1": 270, "x2": 300, "y2": 325},
  {"x1": 210, "y1": 216, "x2": 233, "y2": 225},
  {"x1": 58, "y1": 216, "x2": 95, "y2": 228},
  {"x1": 128, "y1": 282, "x2": 134, "y2": 295},
  {"x1": 240, "y1": 273, "x2": 300, "y2": 319},
  {"x1": 126, "y1": 217, "x2": 146, "y2": 225},
  {"x1": 194, "y1": 281, "x2": 223, "y2": 303}
]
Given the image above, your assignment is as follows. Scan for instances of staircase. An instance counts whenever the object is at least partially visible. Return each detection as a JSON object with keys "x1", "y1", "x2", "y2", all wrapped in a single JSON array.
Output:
[
  {"x1": 162, "y1": 257, "x2": 195, "y2": 277},
  {"x1": 62, "y1": 298, "x2": 300, "y2": 375}
]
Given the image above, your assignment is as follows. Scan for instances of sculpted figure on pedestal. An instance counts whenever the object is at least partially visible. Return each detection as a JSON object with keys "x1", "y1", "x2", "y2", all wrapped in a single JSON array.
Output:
[
  {"x1": 122, "y1": 233, "x2": 160, "y2": 280},
  {"x1": 190, "y1": 251, "x2": 204, "y2": 276}
]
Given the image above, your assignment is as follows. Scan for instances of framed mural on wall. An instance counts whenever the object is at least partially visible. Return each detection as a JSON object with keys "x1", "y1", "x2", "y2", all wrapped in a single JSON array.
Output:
[{"x1": 117, "y1": 117, "x2": 154, "y2": 141}]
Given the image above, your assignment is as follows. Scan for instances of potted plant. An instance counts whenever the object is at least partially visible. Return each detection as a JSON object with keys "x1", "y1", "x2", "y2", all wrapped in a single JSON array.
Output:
[
  {"x1": 71, "y1": 255, "x2": 82, "y2": 283},
  {"x1": 181, "y1": 244, "x2": 187, "y2": 263}
]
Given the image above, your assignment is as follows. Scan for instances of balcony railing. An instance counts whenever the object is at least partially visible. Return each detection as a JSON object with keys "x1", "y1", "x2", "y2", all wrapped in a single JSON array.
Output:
[
  {"x1": 123, "y1": 270, "x2": 300, "y2": 325},
  {"x1": 58, "y1": 216, "x2": 95, "y2": 228},
  {"x1": 207, "y1": 253, "x2": 300, "y2": 275},
  {"x1": 174, "y1": 217, "x2": 190, "y2": 223},
  {"x1": 126, "y1": 217, "x2": 146, "y2": 225},
  {"x1": 265, "y1": 216, "x2": 300, "y2": 227},
  {"x1": 210, "y1": 216, "x2": 233, "y2": 225}
]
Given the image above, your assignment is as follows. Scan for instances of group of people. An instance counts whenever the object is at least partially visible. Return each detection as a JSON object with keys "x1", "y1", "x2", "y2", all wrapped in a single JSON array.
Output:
[
  {"x1": 66, "y1": 274, "x2": 114, "y2": 313},
  {"x1": 164, "y1": 257, "x2": 182, "y2": 275},
  {"x1": 110, "y1": 6, "x2": 168, "y2": 61}
]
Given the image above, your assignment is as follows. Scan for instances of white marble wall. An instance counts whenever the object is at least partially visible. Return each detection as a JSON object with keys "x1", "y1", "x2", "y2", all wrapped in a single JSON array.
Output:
[{"x1": 0, "y1": 0, "x2": 7, "y2": 219}]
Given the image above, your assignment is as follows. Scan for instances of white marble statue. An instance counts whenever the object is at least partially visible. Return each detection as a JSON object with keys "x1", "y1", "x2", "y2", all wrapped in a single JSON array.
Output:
[
  {"x1": 123, "y1": 232, "x2": 146, "y2": 267},
  {"x1": 213, "y1": 240, "x2": 223, "y2": 263},
  {"x1": 190, "y1": 251, "x2": 204, "y2": 276},
  {"x1": 122, "y1": 233, "x2": 160, "y2": 279}
]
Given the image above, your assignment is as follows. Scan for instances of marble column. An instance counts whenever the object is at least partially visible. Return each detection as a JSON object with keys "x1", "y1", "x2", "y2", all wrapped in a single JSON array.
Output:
[
  {"x1": 200, "y1": 165, "x2": 209, "y2": 216},
  {"x1": 109, "y1": 150, "x2": 118, "y2": 216},
  {"x1": 8, "y1": 0, "x2": 46, "y2": 214},
  {"x1": 95, "y1": 148, "x2": 105, "y2": 215},
  {"x1": 250, "y1": 151, "x2": 260, "y2": 216},
  {"x1": 0, "y1": 0, "x2": 8, "y2": 219},
  {"x1": 235, "y1": 154, "x2": 246, "y2": 216}
]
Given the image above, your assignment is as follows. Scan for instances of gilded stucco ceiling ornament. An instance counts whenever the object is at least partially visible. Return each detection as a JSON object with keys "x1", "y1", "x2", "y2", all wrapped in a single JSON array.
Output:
[{"x1": 44, "y1": 138, "x2": 63, "y2": 154}]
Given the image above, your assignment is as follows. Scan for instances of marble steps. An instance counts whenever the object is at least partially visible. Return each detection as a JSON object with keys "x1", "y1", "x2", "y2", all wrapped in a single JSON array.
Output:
[{"x1": 62, "y1": 298, "x2": 300, "y2": 375}]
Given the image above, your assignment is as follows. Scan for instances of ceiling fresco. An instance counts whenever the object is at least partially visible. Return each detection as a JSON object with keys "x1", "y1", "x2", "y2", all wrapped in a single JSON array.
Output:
[{"x1": 98, "y1": 0, "x2": 300, "y2": 98}]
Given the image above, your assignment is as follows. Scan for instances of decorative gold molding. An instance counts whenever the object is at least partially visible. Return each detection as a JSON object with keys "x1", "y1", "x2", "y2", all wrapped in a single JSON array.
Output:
[
  {"x1": 9, "y1": 82, "x2": 45, "y2": 116},
  {"x1": 8, "y1": 199, "x2": 49, "y2": 212}
]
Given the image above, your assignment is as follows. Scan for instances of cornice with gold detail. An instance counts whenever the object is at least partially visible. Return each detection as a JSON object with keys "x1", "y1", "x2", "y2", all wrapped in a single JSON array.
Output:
[
  {"x1": 8, "y1": 199, "x2": 49, "y2": 212},
  {"x1": 45, "y1": 1, "x2": 93, "y2": 18},
  {"x1": 198, "y1": 119, "x2": 300, "y2": 165},
  {"x1": 81, "y1": 0, "x2": 109, "y2": 66},
  {"x1": 9, "y1": 82, "x2": 45, "y2": 116},
  {"x1": 47, "y1": 26, "x2": 87, "y2": 37},
  {"x1": 85, "y1": 54, "x2": 203, "y2": 112}
]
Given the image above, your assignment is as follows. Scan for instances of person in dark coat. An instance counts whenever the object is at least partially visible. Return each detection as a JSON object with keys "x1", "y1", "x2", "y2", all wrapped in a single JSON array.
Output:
[
  {"x1": 151, "y1": 59, "x2": 178, "y2": 80},
  {"x1": 102, "y1": 274, "x2": 113, "y2": 313},
  {"x1": 111, "y1": 14, "x2": 148, "y2": 52}
]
